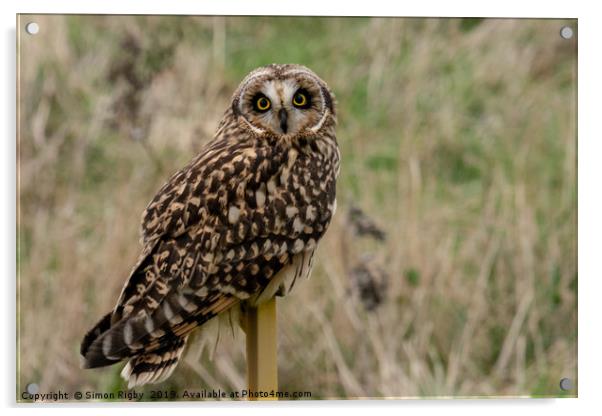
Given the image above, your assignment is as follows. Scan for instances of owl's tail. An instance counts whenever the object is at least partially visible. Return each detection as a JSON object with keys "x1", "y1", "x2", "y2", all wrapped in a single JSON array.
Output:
[
  {"x1": 80, "y1": 292, "x2": 239, "y2": 387},
  {"x1": 80, "y1": 311, "x2": 122, "y2": 368},
  {"x1": 120, "y1": 335, "x2": 189, "y2": 389}
]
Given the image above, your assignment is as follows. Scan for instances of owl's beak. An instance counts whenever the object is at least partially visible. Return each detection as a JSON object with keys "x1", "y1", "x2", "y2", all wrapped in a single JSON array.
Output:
[{"x1": 278, "y1": 108, "x2": 288, "y2": 134}]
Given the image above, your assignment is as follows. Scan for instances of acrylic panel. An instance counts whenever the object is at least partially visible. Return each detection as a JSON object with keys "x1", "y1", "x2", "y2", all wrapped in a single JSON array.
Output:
[{"x1": 16, "y1": 14, "x2": 577, "y2": 402}]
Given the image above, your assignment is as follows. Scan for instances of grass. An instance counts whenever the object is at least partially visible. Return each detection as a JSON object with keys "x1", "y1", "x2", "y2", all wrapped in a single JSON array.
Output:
[{"x1": 17, "y1": 15, "x2": 577, "y2": 400}]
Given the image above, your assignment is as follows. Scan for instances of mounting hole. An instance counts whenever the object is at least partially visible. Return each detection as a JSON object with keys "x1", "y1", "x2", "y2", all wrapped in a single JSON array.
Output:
[
  {"x1": 560, "y1": 26, "x2": 573, "y2": 40},
  {"x1": 26, "y1": 383, "x2": 39, "y2": 395},
  {"x1": 25, "y1": 22, "x2": 39, "y2": 35},
  {"x1": 559, "y1": 378, "x2": 573, "y2": 391}
]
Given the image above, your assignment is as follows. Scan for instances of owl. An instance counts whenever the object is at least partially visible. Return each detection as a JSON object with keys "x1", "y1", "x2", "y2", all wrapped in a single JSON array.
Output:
[{"x1": 80, "y1": 64, "x2": 340, "y2": 388}]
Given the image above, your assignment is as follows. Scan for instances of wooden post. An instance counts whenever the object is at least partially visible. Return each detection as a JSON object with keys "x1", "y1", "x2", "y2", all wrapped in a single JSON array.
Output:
[{"x1": 245, "y1": 298, "x2": 278, "y2": 401}]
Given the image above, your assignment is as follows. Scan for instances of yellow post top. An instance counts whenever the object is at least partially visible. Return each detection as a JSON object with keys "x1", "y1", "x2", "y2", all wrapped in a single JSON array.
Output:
[{"x1": 245, "y1": 298, "x2": 278, "y2": 401}]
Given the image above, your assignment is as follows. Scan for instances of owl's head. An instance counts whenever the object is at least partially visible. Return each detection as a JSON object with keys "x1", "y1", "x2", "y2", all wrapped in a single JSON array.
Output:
[{"x1": 231, "y1": 64, "x2": 336, "y2": 137}]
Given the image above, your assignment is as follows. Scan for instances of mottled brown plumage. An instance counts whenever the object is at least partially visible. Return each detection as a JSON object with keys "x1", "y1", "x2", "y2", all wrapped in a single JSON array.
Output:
[{"x1": 80, "y1": 64, "x2": 340, "y2": 387}]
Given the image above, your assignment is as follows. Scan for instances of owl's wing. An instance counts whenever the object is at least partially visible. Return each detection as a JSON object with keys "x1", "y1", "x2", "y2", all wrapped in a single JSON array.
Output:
[
  {"x1": 81, "y1": 135, "x2": 337, "y2": 367},
  {"x1": 110, "y1": 136, "x2": 245, "y2": 318}
]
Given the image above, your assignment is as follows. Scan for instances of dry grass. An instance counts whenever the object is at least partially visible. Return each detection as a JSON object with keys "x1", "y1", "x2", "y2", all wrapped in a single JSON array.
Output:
[{"x1": 17, "y1": 15, "x2": 576, "y2": 399}]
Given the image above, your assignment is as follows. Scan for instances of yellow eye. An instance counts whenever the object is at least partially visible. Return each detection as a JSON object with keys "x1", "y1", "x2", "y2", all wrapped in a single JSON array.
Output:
[
  {"x1": 255, "y1": 96, "x2": 271, "y2": 112},
  {"x1": 293, "y1": 91, "x2": 308, "y2": 107}
]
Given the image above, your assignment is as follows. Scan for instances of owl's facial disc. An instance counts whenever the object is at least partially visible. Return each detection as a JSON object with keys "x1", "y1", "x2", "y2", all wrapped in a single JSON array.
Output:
[{"x1": 241, "y1": 77, "x2": 326, "y2": 137}]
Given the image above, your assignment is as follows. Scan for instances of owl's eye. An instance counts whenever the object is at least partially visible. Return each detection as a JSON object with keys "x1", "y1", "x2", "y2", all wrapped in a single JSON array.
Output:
[
  {"x1": 253, "y1": 94, "x2": 271, "y2": 112},
  {"x1": 292, "y1": 89, "x2": 311, "y2": 109}
]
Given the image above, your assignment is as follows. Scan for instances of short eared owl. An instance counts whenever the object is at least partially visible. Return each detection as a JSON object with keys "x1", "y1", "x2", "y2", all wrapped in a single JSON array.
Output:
[{"x1": 80, "y1": 64, "x2": 340, "y2": 387}]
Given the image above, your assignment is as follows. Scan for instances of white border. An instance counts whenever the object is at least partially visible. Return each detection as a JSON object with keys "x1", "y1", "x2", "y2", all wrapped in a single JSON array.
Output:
[
  {"x1": 4, "y1": 0, "x2": 583, "y2": 18},
  {"x1": 3, "y1": 1, "x2": 601, "y2": 415}
]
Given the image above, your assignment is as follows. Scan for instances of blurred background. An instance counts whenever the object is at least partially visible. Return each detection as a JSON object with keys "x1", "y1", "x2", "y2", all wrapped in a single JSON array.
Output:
[{"x1": 17, "y1": 15, "x2": 577, "y2": 400}]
